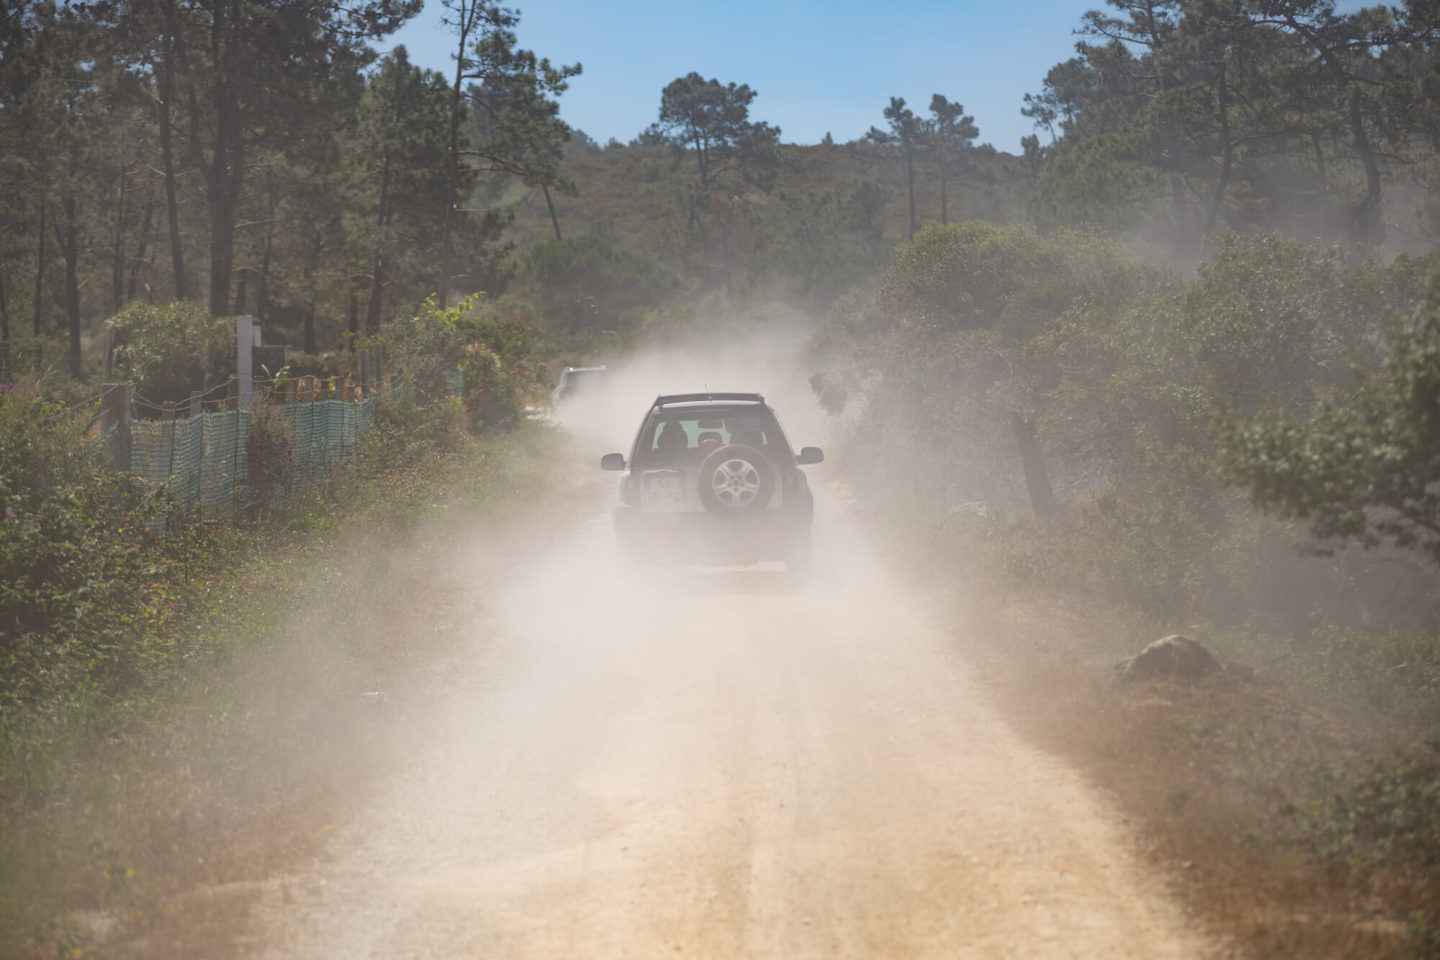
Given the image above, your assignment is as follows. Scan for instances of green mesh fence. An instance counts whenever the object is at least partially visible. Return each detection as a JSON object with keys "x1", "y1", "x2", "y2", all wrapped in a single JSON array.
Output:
[
  {"x1": 129, "y1": 408, "x2": 250, "y2": 518},
  {"x1": 87, "y1": 366, "x2": 445, "y2": 531},
  {"x1": 277, "y1": 398, "x2": 375, "y2": 497},
  {"x1": 123, "y1": 396, "x2": 376, "y2": 523}
]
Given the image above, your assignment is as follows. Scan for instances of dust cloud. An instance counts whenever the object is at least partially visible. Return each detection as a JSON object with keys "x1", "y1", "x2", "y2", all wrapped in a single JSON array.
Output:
[
  {"x1": 548, "y1": 330, "x2": 832, "y2": 466},
  {"x1": 248, "y1": 335, "x2": 1212, "y2": 959}
]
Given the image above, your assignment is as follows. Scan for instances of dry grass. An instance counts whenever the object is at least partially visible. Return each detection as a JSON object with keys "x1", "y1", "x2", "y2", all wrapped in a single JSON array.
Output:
[{"x1": 946, "y1": 577, "x2": 1440, "y2": 959}]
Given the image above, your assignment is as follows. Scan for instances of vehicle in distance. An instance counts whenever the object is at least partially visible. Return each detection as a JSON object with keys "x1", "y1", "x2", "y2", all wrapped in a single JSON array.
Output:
[
  {"x1": 550, "y1": 365, "x2": 608, "y2": 408},
  {"x1": 600, "y1": 392, "x2": 823, "y2": 575}
]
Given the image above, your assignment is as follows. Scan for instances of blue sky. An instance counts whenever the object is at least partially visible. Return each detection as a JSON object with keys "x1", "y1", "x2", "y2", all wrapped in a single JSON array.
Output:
[{"x1": 379, "y1": 0, "x2": 1367, "y2": 154}]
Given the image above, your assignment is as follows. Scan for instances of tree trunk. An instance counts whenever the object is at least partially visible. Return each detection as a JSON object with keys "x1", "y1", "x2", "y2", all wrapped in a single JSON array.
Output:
[
  {"x1": 1281, "y1": 12, "x2": 1383, "y2": 256},
  {"x1": 1203, "y1": 60, "x2": 1233, "y2": 248},
  {"x1": 1347, "y1": 87, "x2": 1383, "y2": 255},
  {"x1": 441, "y1": 20, "x2": 467, "y2": 310},
  {"x1": 364, "y1": 256, "x2": 384, "y2": 334},
  {"x1": 206, "y1": 3, "x2": 244, "y2": 317},
  {"x1": 303, "y1": 304, "x2": 317, "y2": 355},
  {"x1": 207, "y1": 125, "x2": 242, "y2": 316},
  {"x1": 1013, "y1": 411, "x2": 1057, "y2": 520},
  {"x1": 61, "y1": 189, "x2": 81, "y2": 378},
  {"x1": 302, "y1": 233, "x2": 321, "y2": 354},
  {"x1": 544, "y1": 185, "x2": 563, "y2": 241},
  {"x1": 1166, "y1": 158, "x2": 1187, "y2": 251},
  {"x1": 158, "y1": 0, "x2": 187, "y2": 299},
  {"x1": 694, "y1": 134, "x2": 709, "y2": 186},
  {"x1": 365, "y1": 154, "x2": 393, "y2": 333},
  {"x1": 1141, "y1": 4, "x2": 1192, "y2": 257},
  {"x1": 111, "y1": 166, "x2": 130, "y2": 315},
  {"x1": 257, "y1": 188, "x2": 277, "y2": 321},
  {"x1": 32, "y1": 197, "x2": 47, "y2": 337},
  {"x1": 129, "y1": 196, "x2": 156, "y2": 302}
]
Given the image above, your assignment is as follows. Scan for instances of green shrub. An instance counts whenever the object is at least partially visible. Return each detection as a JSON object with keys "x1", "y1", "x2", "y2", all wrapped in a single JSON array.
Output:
[
  {"x1": 382, "y1": 296, "x2": 544, "y2": 433},
  {"x1": 1299, "y1": 757, "x2": 1440, "y2": 875},
  {"x1": 0, "y1": 393, "x2": 149, "y2": 659},
  {"x1": 106, "y1": 301, "x2": 232, "y2": 405}
]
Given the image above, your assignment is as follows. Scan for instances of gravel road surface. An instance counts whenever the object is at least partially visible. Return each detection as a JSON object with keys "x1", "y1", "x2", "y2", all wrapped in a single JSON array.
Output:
[{"x1": 255, "y1": 485, "x2": 1212, "y2": 960}]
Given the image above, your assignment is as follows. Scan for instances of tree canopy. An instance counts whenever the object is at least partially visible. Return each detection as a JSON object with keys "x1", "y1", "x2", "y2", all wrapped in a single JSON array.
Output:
[{"x1": 655, "y1": 72, "x2": 779, "y2": 188}]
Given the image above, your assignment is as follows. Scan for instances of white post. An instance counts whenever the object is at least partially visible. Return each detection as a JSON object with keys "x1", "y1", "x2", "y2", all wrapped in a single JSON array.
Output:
[{"x1": 236, "y1": 314, "x2": 260, "y2": 404}]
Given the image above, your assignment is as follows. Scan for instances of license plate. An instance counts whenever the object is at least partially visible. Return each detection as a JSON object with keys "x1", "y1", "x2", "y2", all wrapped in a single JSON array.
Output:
[{"x1": 642, "y1": 471, "x2": 684, "y2": 506}]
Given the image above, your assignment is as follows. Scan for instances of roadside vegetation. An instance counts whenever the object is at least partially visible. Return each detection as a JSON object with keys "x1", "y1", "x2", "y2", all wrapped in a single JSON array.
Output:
[
  {"x1": 817, "y1": 219, "x2": 1440, "y2": 956},
  {"x1": 0, "y1": 294, "x2": 556, "y2": 956}
]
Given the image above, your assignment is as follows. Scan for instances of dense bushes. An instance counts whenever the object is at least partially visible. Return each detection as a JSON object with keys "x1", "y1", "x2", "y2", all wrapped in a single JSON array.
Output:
[
  {"x1": 106, "y1": 301, "x2": 232, "y2": 404},
  {"x1": 524, "y1": 235, "x2": 676, "y2": 334},
  {"x1": 1223, "y1": 277, "x2": 1440, "y2": 564},
  {"x1": 825, "y1": 222, "x2": 1440, "y2": 633},
  {"x1": 0, "y1": 291, "x2": 545, "y2": 738},
  {"x1": 0, "y1": 363, "x2": 538, "y2": 955},
  {"x1": 878, "y1": 221, "x2": 1072, "y2": 337},
  {"x1": 829, "y1": 222, "x2": 1153, "y2": 527},
  {"x1": 0, "y1": 394, "x2": 167, "y2": 704},
  {"x1": 382, "y1": 296, "x2": 544, "y2": 432},
  {"x1": 0, "y1": 294, "x2": 542, "y2": 705}
]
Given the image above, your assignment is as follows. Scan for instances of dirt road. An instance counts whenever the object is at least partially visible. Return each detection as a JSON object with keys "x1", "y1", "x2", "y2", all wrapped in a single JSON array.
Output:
[{"x1": 253, "y1": 480, "x2": 1213, "y2": 959}]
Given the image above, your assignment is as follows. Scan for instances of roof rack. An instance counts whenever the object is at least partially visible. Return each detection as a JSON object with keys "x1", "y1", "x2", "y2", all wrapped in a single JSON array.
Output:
[{"x1": 652, "y1": 392, "x2": 764, "y2": 407}]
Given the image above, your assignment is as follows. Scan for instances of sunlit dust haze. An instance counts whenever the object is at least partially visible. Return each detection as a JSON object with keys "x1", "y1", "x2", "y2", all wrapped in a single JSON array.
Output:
[
  {"x1": 547, "y1": 331, "x2": 832, "y2": 465},
  {"x1": 247, "y1": 325, "x2": 1210, "y2": 960}
]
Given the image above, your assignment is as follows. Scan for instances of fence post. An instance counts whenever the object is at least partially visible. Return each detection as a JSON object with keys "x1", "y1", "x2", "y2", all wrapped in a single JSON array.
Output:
[
  {"x1": 227, "y1": 375, "x2": 239, "y2": 411},
  {"x1": 374, "y1": 343, "x2": 384, "y2": 390},
  {"x1": 164, "y1": 400, "x2": 179, "y2": 479},
  {"x1": 232, "y1": 398, "x2": 243, "y2": 519},
  {"x1": 101, "y1": 383, "x2": 132, "y2": 472},
  {"x1": 236, "y1": 314, "x2": 259, "y2": 406},
  {"x1": 192, "y1": 391, "x2": 204, "y2": 517},
  {"x1": 359, "y1": 350, "x2": 371, "y2": 399}
]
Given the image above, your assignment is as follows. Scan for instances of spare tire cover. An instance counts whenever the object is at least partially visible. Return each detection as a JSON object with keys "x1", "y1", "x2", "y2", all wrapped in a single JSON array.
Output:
[{"x1": 697, "y1": 444, "x2": 774, "y2": 514}]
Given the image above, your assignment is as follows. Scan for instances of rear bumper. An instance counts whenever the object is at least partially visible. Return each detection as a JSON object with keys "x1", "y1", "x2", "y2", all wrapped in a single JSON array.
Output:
[{"x1": 614, "y1": 503, "x2": 811, "y2": 564}]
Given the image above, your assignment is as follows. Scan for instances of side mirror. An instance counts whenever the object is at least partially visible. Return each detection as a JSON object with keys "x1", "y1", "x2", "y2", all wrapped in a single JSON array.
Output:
[
  {"x1": 600, "y1": 453, "x2": 626, "y2": 471},
  {"x1": 796, "y1": 446, "x2": 824, "y2": 465}
]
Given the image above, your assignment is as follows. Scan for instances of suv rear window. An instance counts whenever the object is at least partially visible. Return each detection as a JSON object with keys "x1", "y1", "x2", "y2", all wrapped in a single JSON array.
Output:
[{"x1": 635, "y1": 407, "x2": 784, "y2": 465}]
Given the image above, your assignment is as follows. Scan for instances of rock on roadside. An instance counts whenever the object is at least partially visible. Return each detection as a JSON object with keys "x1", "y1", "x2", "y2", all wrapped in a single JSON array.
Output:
[{"x1": 1117, "y1": 635, "x2": 1222, "y2": 684}]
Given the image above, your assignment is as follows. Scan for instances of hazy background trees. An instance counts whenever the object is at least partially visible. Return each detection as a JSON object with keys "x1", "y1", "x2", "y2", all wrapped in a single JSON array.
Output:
[
  {"x1": 1021, "y1": 0, "x2": 1440, "y2": 259},
  {"x1": 0, "y1": 0, "x2": 575, "y2": 379}
]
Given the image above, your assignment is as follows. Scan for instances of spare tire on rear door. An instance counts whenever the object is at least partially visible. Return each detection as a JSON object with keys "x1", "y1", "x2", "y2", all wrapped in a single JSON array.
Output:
[{"x1": 698, "y1": 444, "x2": 774, "y2": 515}]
